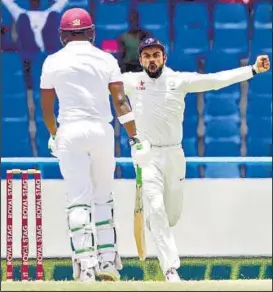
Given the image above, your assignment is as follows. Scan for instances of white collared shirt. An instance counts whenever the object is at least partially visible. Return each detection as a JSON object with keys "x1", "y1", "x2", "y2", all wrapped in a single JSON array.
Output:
[
  {"x1": 40, "y1": 41, "x2": 122, "y2": 124},
  {"x1": 122, "y1": 66, "x2": 253, "y2": 146}
]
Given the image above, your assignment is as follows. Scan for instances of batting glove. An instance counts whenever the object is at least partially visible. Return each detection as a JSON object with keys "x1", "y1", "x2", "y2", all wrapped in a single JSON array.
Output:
[
  {"x1": 129, "y1": 136, "x2": 151, "y2": 168},
  {"x1": 48, "y1": 136, "x2": 58, "y2": 158}
]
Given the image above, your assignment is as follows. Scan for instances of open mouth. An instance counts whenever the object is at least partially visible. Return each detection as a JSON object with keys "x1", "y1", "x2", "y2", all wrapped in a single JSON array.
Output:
[{"x1": 149, "y1": 63, "x2": 157, "y2": 72}]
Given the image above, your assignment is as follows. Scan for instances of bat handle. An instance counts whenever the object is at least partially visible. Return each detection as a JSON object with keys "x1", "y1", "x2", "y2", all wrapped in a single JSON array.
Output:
[
  {"x1": 136, "y1": 144, "x2": 142, "y2": 151},
  {"x1": 136, "y1": 166, "x2": 142, "y2": 183},
  {"x1": 136, "y1": 144, "x2": 142, "y2": 173}
]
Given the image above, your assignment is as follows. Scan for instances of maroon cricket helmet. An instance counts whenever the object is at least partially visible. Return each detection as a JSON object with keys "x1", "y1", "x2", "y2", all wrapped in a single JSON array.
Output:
[{"x1": 59, "y1": 8, "x2": 95, "y2": 46}]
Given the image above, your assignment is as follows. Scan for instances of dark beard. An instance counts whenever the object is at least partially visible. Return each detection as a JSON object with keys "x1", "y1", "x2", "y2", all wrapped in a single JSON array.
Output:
[{"x1": 144, "y1": 64, "x2": 164, "y2": 79}]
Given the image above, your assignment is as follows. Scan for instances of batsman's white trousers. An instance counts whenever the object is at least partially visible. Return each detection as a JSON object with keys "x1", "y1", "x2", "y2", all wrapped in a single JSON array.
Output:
[
  {"x1": 142, "y1": 145, "x2": 186, "y2": 274},
  {"x1": 55, "y1": 119, "x2": 117, "y2": 262}
]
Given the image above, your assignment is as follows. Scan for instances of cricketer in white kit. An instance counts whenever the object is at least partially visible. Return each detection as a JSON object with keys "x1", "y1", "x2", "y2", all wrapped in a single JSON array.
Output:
[
  {"x1": 40, "y1": 8, "x2": 143, "y2": 282},
  {"x1": 122, "y1": 37, "x2": 271, "y2": 282}
]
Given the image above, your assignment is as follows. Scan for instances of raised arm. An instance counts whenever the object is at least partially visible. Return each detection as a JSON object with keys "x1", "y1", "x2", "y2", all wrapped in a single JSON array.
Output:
[
  {"x1": 184, "y1": 55, "x2": 271, "y2": 93},
  {"x1": 2, "y1": 0, "x2": 25, "y2": 21}
]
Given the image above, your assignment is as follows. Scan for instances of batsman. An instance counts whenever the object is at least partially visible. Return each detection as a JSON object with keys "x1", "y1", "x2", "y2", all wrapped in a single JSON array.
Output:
[
  {"x1": 122, "y1": 37, "x2": 270, "y2": 281},
  {"x1": 40, "y1": 8, "x2": 142, "y2": 282}
]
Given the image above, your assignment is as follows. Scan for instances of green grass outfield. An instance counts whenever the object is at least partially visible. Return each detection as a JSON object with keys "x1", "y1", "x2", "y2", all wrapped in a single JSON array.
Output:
[
  {"x1": 1, "y1": 280, "x2": 272, "y2": 291},
  {"x1": 1, "y1": 257, "x2": 272, "y2": 281}
]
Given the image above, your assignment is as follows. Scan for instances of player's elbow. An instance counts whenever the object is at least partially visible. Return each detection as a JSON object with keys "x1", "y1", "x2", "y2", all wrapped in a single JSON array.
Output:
[
  {"x1": 208, "y1": 77, "x2": 223, "y2": 91},
  {"x1": 210, "y1": 73, "x2": 231, "y2": 91}
]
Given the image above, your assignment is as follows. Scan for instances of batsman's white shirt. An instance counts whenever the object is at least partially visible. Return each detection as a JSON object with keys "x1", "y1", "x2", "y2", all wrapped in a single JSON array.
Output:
[
  {"x1": 122, "y1": 66, "x2": 253, "y2": 145},
  {"x1": 40, "y1": 41, "x2": 123, "y2": 263},
  {"x1": 122, "y1": 65, "x2": 254, "y2": 274},
  {"x1": 40, "y1": 41, "x2": 122, "y2": 124}
]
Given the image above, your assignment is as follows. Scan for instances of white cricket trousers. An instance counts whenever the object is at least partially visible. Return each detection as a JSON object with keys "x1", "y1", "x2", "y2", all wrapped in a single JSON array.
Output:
[
  {"x1": 142, "y1": 145, "x2": 186, "y2": 274},
  {"x1": 55, "y1": 119, "x2": 117, "y2": 263}
]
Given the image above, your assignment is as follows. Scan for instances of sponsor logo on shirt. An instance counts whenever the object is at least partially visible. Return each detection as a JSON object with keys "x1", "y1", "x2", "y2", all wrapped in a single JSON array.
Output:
[{"x1": 136, "y1": 80, "x2": 146, "y2": 90}]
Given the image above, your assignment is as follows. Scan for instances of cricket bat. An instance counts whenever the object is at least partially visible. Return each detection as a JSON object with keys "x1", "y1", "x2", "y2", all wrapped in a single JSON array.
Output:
[{"x1": 134, "y1": 164, "x2": 146, "y2": 261}]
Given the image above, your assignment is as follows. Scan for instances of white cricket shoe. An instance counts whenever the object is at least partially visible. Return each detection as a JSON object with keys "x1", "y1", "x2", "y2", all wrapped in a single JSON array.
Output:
[
  {"x1": 165, "y1": 268, "x2": 181, "y2": 282},
  {"x1": 79, "y1": 267, "x2": 96, "y2": 282},
  {"x1": 79, "y1": 258, "x2": 97, "y2": 282},
  {"x1": 72, "y1": 259, "x2": 81, "y2": 280},
  {"x1": 97, "y1": 261, "x2": 121, "y2": 281}
]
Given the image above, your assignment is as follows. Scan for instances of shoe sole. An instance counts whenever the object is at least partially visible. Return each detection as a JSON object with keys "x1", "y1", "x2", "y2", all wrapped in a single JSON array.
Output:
[{"x1": 80, "y1": 278, "x2": 96, "y2": 282}]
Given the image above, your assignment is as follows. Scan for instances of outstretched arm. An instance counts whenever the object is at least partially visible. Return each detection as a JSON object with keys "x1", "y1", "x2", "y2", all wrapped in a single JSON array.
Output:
[{"x1": 184, "y1": 55, "x2": 271, "y2": 93}]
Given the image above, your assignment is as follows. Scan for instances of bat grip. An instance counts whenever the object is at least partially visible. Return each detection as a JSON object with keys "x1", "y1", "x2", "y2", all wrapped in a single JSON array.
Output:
[
  {"x1": 136, "y1": 144, "x2": 142, "y2": 151},
  {"x1": 135, "y1": 144, "x2": 142, "y2": 177},
  {"x1": 136, "y1": 166, "x2": 142, "y2": 184}
]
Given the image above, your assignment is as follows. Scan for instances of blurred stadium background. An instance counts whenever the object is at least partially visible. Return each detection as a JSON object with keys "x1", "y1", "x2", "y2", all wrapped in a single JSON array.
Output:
[{"x1": 1, "y1": 0, "x2": 272, "y2": 179}]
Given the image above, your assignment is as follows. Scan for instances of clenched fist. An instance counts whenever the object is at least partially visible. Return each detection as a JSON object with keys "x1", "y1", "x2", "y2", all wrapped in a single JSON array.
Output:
[{"x1": 253, "y1": 55, "x2": 271, "y2": 73}]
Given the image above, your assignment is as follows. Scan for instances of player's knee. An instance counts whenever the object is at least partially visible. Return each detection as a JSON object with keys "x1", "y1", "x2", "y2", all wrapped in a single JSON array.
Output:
[
  {"x1": 94, "y1": 194, "x2": 115, "y2": 220},
  {"x1": 93, "y1": 192, "x2": 113, "y2": 205},
  {"x1": 68, "y1": 205, "x2": 92, "y2": 229},
  {"x1": 167, "y1": 204, "x2": 183, "y2": 227},
  {"x1": 168, "y1": 212, "x2": 181, "y2": 227},
  {"x1": 150, "y1": 201, "x2": 167, "y2": 221},
  {"x1": 67, "y1": 205, "x2": 95, "y2": 256}
]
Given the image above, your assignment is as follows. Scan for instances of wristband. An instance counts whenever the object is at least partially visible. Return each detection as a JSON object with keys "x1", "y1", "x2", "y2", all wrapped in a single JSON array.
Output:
[
  {"x1": 118, "y1": 112, "x2": 135, "y2": 124},
  {"x1": 252, "y1": 65, "x2": 257, "y2": 76}
]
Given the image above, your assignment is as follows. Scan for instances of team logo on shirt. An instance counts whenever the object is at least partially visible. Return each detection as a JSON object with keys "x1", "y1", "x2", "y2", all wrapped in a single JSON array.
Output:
[
  {"x1": 168, "y1": 80, "x2": 176, "y2": 90},
  {"x1": 136, "y1": 80, "x2": 146, "y2": 90}
]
